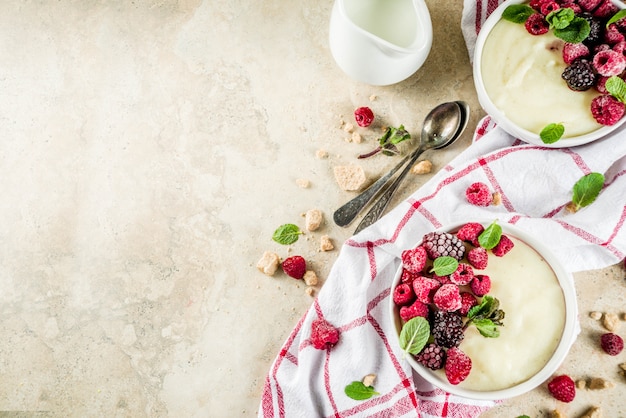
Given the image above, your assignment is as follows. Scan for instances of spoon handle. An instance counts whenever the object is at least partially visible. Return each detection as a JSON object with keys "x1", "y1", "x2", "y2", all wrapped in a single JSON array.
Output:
[
  {"x1": 332, "y1": 152, "x2": 414, "y2": 227},
  {"x1": 354, "y1": 147, "x2": 426, "y2": 234}
]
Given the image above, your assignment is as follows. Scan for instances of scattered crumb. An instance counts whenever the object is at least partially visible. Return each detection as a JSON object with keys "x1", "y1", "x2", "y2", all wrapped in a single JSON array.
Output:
[
  {"x1": 619, "y1": 362, "x2": 626, "y2": 372},
  {"x1": 296, "y1": 178, "x2": 310, "y2": 188},
  {"x1": 492, "y1": 192, "x2": 502, "y2": 206},
  {"x1": 411, "y1": 160, "x2": 432, "y2": 174},
  {"x1": 320, "y1": 235, "x2": 334, "y2": 252},
  {"x1": 256, "y1": 251, "x2": 280, "y2": 276},
  {"x1": 580, "y1": 406, "x2": 602, "y2": 418},
  {"x1": 305, "y1": 286, "x2": 315, "y2": 297},
  {"x1": 548, "y1": 410, "x2": 566, "y2": 418},
  {"x1": 576, "y1": 379, "x2": 587, "y2": 389},
  {"x1": 565, "y1": 201, "x2": 578, "y2": 213},
  {"x1": 316, "y1": 149, "x2": 329, "y2": 159},
  {"x1": 588, "y1": 377, "x2": 614, "y2": 390},
  {"x1": 590, "y1": 311, "x2": 603, "y2": 320},
  {"x1": 305, "y1": 209, "x2": 324, "y2": 231},
  {"x1": 602, "y1": 312, "x2": 620, "y2": 332},
  {"x1": 343, "y1": 122, "x2": 354, "y2": 133},
  {"x1": 369, "y1": 94, "x2": 377, "y2": 101},
  {"x1": 362, "y1": 374, "x2": 376, "y2": 387},
  {"x1": 351, "y1": 132, "x2": 362, "y2": 143},
  {"x1": 303, "y1": 270, "x2": 319, "y2": 286},
  {"x1": 333, "y1": 165, "x2": 367, "y2": 191}
]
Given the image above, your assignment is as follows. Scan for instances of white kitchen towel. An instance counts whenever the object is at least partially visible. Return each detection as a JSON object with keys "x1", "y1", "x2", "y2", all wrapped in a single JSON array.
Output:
[{"x1": 258, "y1": 1, "x2": 626, "y2": 417}]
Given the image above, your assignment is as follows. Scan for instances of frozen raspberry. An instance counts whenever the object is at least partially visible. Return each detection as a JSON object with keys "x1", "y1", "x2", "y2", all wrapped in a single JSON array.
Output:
[
  {"x1": 593, "y1": 49, "x2": 626, "y2": 76},
  {"x1": 563, "y1": 42, "x2": 590, "y2": 65},
  {"x1": 432, "y1": 272, "x2": 453, "y2": 284},
  {"x1": 393, "y1": 283, "x2": 415, "y2": 306},
  {"x1": 525, "y1": 13, "x2": 549, "y2": 35},
  {"x1": 593, "y1": 0, "x2": 619, "y2": 18},
  {"x1": 282, "y1": 255, "x2": 306, "y2": 279},
  {"x1": 465, "y1": 182, "x2": 492, "y2": 206},
  {"x1": 402, "y1": 246, "x2": 428, "y2": 273},
  {"x1": 458, "y1": 291, "x2": 478, "y2": 316},
  {"x1": 422, "y1": 232, "x2": 465, "y2": 261},
  {"x1": 493, "y1": 235, "x2": 515, "y2": 257},
  {"x1": 578, "y1": 0, "x2": 602, "y2": 13},
  {"x1": 529, "y1": 0, "x2": 549, "y2": 11},
  {"x1": 412, "y1": 276, "x2": 441, "y2": 304},
  {"x1": 562, "y1": 59, "x2": 596, "y2": 91},
  {"x1": 450, "y1": 263, "x2": 474, "y2": 286},
  {"x1": 547, "y1": 375, "x2": 576, "y2": 402},
  {"x1": 401, "y1": 268, "x2": 419, "y2": 284},
  {"x1": 456, "y1": 222, "x2": 484, "y2": 247},
  {"x1": 310, "y1": 318, "x2": 340, "y2": 350},
  {"x1": 354, "y1": 106, "x2": 374, "y2": 127},
  {"x1": 605, "y1": 24, "x2": 625, "y2": 45},
  {"x1": 433, "y1": 283, "x2": 462, "y2": 312},
  {"x1": 591, "y1": 94, "x2": 626, "y2": 125},
  {"x1": 561, "y1": 2, "x2": 582, "y2": 14},
  {"x1": 600, "y1": 332, "x2": 624, "y2": 355},
  {"x1": 540, "y1": 1, "x2": 560, "y2": 15},
  {"x1": 416, "y1": 343, "x2": 446, "y2": 370},
  {"x1": 467, "y1": 247, "x2": 488, "y2": 270},
  {"x1": 470, "y1": 274, "x2": 491, "y2": 296},
  {"x1": 614, "y1": 41, "x2": 626, "y2": 56},
  {"x1": 400, "y1": 300, "x2": 430, "y2": 322},
  {"x1": 593, "y1": 43, "x2": 611, "y2": 55},
  {"x1": 445, "y1": 347, "x2": 472, "y2": 385},
  {"x1": 596, "y1": 75, "x2": 611, "y2": 94}
]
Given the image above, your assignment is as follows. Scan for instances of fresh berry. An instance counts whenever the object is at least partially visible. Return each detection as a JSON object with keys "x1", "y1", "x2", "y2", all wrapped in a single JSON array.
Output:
[
  {"x1": 412, "y1": 276, "x2": 441, "y2": 304},
  {"x1": 354, "y1": 106, "x2": 375, "y2": 127},
  {"x1": 563, "y1": 42, "x2": 590, "y2": 65},
  {"x1": 547, "y1": 375, "x2": 576, "y2": 402},
  {"x1": 600, "y1": 332, "x2": 624, "y2": 355},
  {"x1": 591, "y1": 94, "x2": 626, "y2": 125},
  {"x1": 593, "y1": 49, "x2": 626, "y2": 76},
  {"x1": 282, "y1": 255, "x2": 306, "y2": 279},
  {"x1": 400, "y1": 300, "x2": 430, "y2": 322},
  {"x1": 593, "y1": 0, "x2": 619, "y2": 18},
  {"x1": 310, "y1": 318, "x2": 340, "y2": 350},
  {"x1": 445, "y1": 347, "x2": 472, "y2": 385},
  {"x1": 416, "y1": 343, "x2": 446, "y2": 370},
  {"x1": 393, "y1": 282, "x2": 415, "y2": 306},
  {"x1": 613, "y1": 41, "x2": 626, "y2": 56},
  {"x1": 433, "y1": 283, "x2": 462, "y2": 312},
  {"x1": 402, "y1": 246, "x2": 428, "y2": 273},
  {"x1": 578, "y1": 0, "x2": 602, "y2": 12},
  {"x1": 525, "y1": 13, "x2": 550, "y2": 35},
  {"x1": 457, "y1": 222, "x2": 484, "y2": 247},
  {"x1": 604, "y1": 24, "x2": 625, "y2": 45},
  {"x1": 467, "y1": 246, "x2": 488, "y2": 270},
  {"x1": 493, "y1": 235, "x2": 515, "y2": 257},
  {"x1": 529, "y1": 0, "x2": 549, "y2": 11},
  {"x1": 561, "y1": 2, "x2": 582, "y2": 14},
  {"x1": 470, "y1": 274, "x2": 492, "y2": 296},
  {"x1": 450, "y1": 263, "x2": 474, "y2": 286},
  {"x1": 540, "y1": 1, "x2": 560, "y2": 15},
  {"x1": 459, "y1": 291, "x2": 478, "y2": 316},
  {"x1": 422, "y1": 231, "x2": 466, "y2": 260},
  {"x1": 562, "y1": 59, "x2": 596, "y2": 91},
  {"x1": 431, "y1": 310, "x2": 465, "y2": 348},
  {"x1": 465, "y1": 182, "x2": 492, "y2": 206},
  {"x1": 432, "y1": 272, "x2": 453, "y2": 284},
  {"x1": 401, "y1": 268, "x2": 419, "y2": 284},
  {"x1": 596, "y1": 75, "x2": 611, "y2": 94}
]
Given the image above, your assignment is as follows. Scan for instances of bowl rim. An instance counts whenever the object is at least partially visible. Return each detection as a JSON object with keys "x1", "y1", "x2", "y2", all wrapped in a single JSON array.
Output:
[
  {"x1": 388, "y1": 220, "x2": 578, "y2": 400},
  {"x1": 472, "y1": 0, "x2": 626, "y2": 148}
]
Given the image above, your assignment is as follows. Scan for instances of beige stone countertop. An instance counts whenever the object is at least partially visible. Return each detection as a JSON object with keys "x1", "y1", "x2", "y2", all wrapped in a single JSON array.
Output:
[{"x1": 0, "y1": 0, "x2": 624, "y2": 417}]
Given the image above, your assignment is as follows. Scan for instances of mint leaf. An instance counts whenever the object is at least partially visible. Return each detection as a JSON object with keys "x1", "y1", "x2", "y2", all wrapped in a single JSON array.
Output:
[
  {"x1": 502, "y1": 4, "x2": 534, "y2": 23},
  {"x1": 344, "y1": 381, "x2": 379, "y2": 401},
  {"x1": 398, "y1": 316, "x2": 430, "y2": 355},
  {"x1": 467, "y1": 295, "x2": 498, "y2": 320},
  {"x1": 546, "y1": 8, "x2": 574, "y2": 30},
  {"x1": 272, "y1": 223, "x2": 302, "y2": 245},
  {"x1": 571, "y1": 172, "x2": 605, "y2": 211},
  {"x1": 517, "y1": 415, "x2": 531, "y2": 418},
  {"x1": 387, "y1": 125, "x2": 411, "y2": 146},
  {"x1": 553, "y1": 16, "x2": 590, "y2": 43},
  {"x1": 478, "y1": 220, "x2": 502, "y2": 250},
  {"x1": 540, "y1": 123, "x2": 564, "y2": 144},
  {"x1": 473, "y1": 318, "x2": 500, "y2": 338},
  {"x1": 430, "y1": 256, "x2": 459, "y2": 276},
  {"x1": 607, "y1": 9, "x2": 626, "y2": 27},
  {"x1": 606, "y1": 75, "x2": 626, "y2": 102},
  {"x1": 359, "y1": 125, "x2": 410, "y2": 158}
]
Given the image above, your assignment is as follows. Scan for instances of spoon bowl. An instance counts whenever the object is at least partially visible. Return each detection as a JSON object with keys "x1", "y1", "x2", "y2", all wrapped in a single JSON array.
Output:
[{"x1": 351, "y1": 101, "x2": 468, "y2": 233}]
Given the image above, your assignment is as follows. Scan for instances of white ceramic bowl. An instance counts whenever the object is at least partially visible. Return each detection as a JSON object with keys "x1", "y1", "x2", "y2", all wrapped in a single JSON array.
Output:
[
  {"x1": 473, "y1": 0, "x2": 626, "y2": 148},
  {"x1": 389, "y1": 221, "x2": 578, "y2": 400}
]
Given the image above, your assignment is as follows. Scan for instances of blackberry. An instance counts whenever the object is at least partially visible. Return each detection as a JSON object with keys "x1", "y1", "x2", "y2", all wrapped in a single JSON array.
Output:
[
  {"x1": 580, "y1": 13, "x2": 602, "y2": 46},
  {"x1": 416, "y1": 343, "x2": 446, "y2": 370},
  {"x1": 422, "y1": 231, "x2": 465, "y2": 261},
  {"x1": 431, "y1": 310, "x2": 465, "y2": 348},
  {"x1": 561, "y1": 59, "x2": 596, "y2": 91}
]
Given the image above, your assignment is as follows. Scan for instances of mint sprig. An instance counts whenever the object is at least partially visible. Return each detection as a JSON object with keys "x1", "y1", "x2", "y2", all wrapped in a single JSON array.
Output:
[
  {"x1": 430, "y1": 256, "x2": 459, "y2": 276},
  {"x1": 465, "y1": 295, "x2": 505, "y2": 338},
  {"x1": 398, "y1": 316, "x2": 430, "y2": 355},
  {"x1": 570, "y1": 172, "x2": 605, "y2": 212},
  {"x1": 605, "y1": 75, "x2": 626, "y2": 103},
  {"x1": 344, "y1": 381, "x2": 380, "y2": 401},
  {"x1": 546, "y1": 9, "x2": 590, "y2": 43},
  {"x1": 502, "y1": 4, "x2": 534, "y2": 23},
  {"x1": 272, "y1": 223, "x2": 303, "y2": 245},
  {"x1": 358, "y1": 125, "x2": 411, "y2": 159},
  {"x1": 607, "y1": 10, "x2": 626, "y2": 28},
  {"x1": 478, "y1": 220, "x2": 502, "y2": 250},
  {"x1": 540, "y1": 123, "x2": 565, "y2": 144}
]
